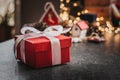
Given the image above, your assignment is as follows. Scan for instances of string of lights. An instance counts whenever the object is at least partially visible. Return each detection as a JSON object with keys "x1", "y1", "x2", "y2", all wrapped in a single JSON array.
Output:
[{"x1": 59, "y1": 0, "x2": 120, "y2": 34}]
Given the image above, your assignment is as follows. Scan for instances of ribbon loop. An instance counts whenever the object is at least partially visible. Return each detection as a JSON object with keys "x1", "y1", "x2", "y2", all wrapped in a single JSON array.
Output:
[
  {"x1": 44, "y1": 25, "x2": 63, "y2": 36},
  {"x1": 21, "y1": 26, "x2": 40, "y2": 34}
]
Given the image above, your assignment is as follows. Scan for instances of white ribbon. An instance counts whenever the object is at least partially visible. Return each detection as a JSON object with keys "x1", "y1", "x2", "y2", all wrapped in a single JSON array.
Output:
[{"x1": 15, "y1": 25, "x2": 70, "y2": 65}]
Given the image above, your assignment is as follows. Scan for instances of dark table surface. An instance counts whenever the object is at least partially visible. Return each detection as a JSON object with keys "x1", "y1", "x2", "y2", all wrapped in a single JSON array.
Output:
[{"x1": 0, "y1": 33, "x2": 120, "y2": 80}]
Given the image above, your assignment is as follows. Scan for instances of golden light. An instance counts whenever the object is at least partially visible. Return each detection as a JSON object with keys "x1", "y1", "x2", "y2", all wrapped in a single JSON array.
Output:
[
  {"x1": 106, "y1": 21, "x2": 112, "y2": 28},
  {"x1": 60, "y1": 11, "x2": 69, "y2": 21},
  {"x1": 106, "y1": 21, "x2": 110, "y2": 24},
  {"x1": 60, "y1": 3, "x2": 64, "y2": 9},
  {"x1": 68, "y1": 20, "x2": 73, "y2": 27},
  {"x1": 118, "y1": 28, "x2": 120, "y2": 31},
  {"x1": 98, "y1": 26, "x2": 101, "y2": 30},
  {"x1": 84, "y1": 9, "x2": 88, "y2": 13},
  {"x1": 100, "y1": 17, "x2": 104, "y2": 21},
  {"x1": 96, "y1": 17, "x2": 100, "y2": 21},
  {"x1": 96, "y1": 22, "x2": 100, "y2": 26},
  {"x1": 76, "y1": 17, "x2": 80, "y2": 21},
  {"x1": 8, "y1": 17, "x2": 14, "y2": 26},
  {"x1": 73, "y1": 3, "x2": 78, "y2": 7},
  {"x1": 96, "y1": 17, "x2": 104, "y2": 21},
  {"x1": 73, "y1": 20, "x2": 77, "y2": 24},
  {"x1": 98, "y1": 26, "x2": 104, "y2": 32},
  {"x1": 68, "y1": 20, "x2": 72, "y2": 23},
  {"x1": 81, "y1": 11, "x2": 85, "y2": 14},
  {"x1": 63, "y1": 7, "x2": 68, "y2": 11},
  {"x1": 114, "y1": 27, "x2": 120, "y2": 33},
  {"x1": 60, "y1": 0, "x2": 64, "y2": 2},
  {"x1": 115, "y1": 30, "x2": 118, "y2": 34},
  {"x1": 66, "y1": 0, "x2": 70, "y2": 3},
  {"x1": 77, "y1": 12, "x2": 81, "y2": 16},
  {"x1": 105, "y1": 28, "x2": 109, "y2": 32}
]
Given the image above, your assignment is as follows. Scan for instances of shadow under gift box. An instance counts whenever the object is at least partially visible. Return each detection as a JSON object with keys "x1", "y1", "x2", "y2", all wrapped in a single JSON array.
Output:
[{"x1": 15, "y1": 35, "x2": 72, "y2": 68}]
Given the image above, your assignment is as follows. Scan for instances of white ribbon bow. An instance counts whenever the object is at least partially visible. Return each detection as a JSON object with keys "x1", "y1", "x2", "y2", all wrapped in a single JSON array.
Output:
[{"x1": 15, "y1": 25, "x2": 70, "y2": 65}]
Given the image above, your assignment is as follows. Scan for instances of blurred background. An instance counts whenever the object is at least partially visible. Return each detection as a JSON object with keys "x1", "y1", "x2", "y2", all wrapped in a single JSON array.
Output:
[{"x1": 0, "y1": 0, "x2": 120, "y2": 42}]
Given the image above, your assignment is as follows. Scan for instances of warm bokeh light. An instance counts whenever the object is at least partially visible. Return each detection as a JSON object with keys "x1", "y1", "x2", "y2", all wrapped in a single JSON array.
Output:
[
  {"x1": 73, "y1": 3, "x2": 78, "y2": 7},
  {"x1": 68, "y1": 20, "x2": 72, "y2": 23},
  {"x1": 115, "y1": 30, "x2": 118, "y2": 33},
  {"x1": 98, "y1": 26, "x2": 104, "y2": 32},
  {"x1": 77, "y1": 12, "x2": 81, "y2": 16},
  {"x1": 62, "y1": 7, "x2": 68, "y2": 11},
  {"x1": 73, "y1": 20, "x2": 77, "y2": 24},
  {"x1": 66, "y1": 0, "x2": 70, "y2": 3},
  {"x1": 84, "y1": 9, "x2": 88, "y2": 13},
  {"x1": 59, "y1": 0, "x2": 120, "y2": 34},
  {"x1": 96, "y1": 17, "x2": 100, "y2": 21},
  {"x1": 100, "y1": 17, "x2": 104, "y2": 21},
  {"x1": 76, "y1": 17, "x2": 80, "y2": 21},
  {"x1": 96, "y1": 22, "x2": 100, "y2": 26},
  {"x1": 8, "y1": 17, "x2": 14, "y2": 26},
  {"x1": 60, "y1": 11, "x2": 69, "y2": 21},
  {"x1": 60, "y1": 0, "x2": 63, "y2": 2},
  {"x1": 68, "y1": 20, "x2": 73, "y2": 27},
  {"x1": 60, "y1": 3, "x2": 64, "y2": 9},
  {"x1": 81, "y1": 11, "x2": 85, "y2": 14},
  {"x1": 96, "y1": 17, "x2": 104, "y2": 21},
  {"x1": 118, "y1": 28, "x2": 120, "y2": 31}
]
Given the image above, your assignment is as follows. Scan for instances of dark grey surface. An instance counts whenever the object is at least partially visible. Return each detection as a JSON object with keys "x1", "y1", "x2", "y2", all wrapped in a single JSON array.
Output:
[{"x1": 0, "y1": 33, "x2": 120, "y2": 80}]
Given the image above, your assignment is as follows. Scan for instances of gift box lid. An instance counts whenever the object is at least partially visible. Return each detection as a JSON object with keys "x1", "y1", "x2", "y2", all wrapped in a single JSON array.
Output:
[{"x1": 24, "y1": 35, "x2": 71, "y2": 52}]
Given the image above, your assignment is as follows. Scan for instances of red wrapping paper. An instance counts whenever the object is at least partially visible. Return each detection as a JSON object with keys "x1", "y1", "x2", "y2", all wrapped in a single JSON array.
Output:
[{"x1": 15, "y1": 35, "x2": 71, "y2": 68}]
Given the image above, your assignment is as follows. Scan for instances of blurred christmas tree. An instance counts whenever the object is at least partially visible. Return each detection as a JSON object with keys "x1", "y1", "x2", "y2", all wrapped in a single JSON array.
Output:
[
  {"x1": 60, "y1": 0, "x2": 86, "y2": 21},
  {"x1": 59, "y1": 0, "x2": 120, "y2": 36}
]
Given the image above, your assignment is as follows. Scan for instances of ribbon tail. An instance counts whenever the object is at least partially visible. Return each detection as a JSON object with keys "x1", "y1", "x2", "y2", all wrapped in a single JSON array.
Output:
[
  {"x1": 20, "y1": 39, "x2": 26, "y2": 63},
  {"x1": 47, "y1": 36, "x2": 61, "y2": 65},
  {"x1": 14, "y1": 35, "x2": 25, "y2": 58}
]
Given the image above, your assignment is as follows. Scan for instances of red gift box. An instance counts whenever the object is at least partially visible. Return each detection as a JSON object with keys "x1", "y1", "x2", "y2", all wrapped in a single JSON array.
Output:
[{"x1": 15, "y1": 35, "x2": 71, "y2": 68}]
